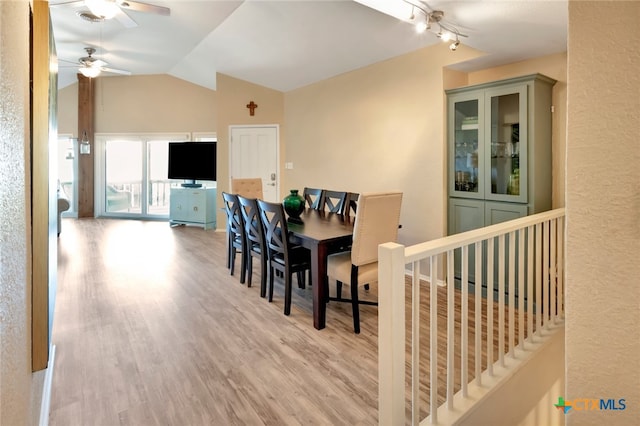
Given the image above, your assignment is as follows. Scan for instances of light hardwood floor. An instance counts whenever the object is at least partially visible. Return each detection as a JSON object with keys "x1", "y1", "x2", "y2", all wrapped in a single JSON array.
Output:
[{"x1": 50, "y1": 218, "x2": 521, "y2": 425}]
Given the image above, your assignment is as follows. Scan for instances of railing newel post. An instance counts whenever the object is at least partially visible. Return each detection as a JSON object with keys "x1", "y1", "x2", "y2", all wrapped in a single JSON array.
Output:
[{"x1": 378, "y1": 242, "x2": 406, "y2": 426}]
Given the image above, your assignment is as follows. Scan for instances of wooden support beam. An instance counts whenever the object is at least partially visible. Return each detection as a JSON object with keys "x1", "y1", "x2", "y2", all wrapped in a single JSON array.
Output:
[{"x1": 77, "y1": 74, "x2": 95, "y2": 217}]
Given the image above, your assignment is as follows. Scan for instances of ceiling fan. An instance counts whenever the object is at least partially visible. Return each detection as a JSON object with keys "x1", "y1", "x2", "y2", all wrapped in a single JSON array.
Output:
[
  {"x1": 52, "y1": 0, "x2": 170, "y2": 28},
  {"x1": 60, "y1": 47, "x2": 131, "y2": 78}
]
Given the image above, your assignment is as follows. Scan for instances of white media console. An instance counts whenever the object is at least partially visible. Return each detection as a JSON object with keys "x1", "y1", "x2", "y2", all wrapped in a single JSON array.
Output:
[{"x1": 169, "y1": 186, "x2": 217, "y2": 230}]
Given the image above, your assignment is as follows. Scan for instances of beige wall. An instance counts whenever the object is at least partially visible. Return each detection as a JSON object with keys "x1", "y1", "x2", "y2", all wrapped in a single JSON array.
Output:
[
  {"x1": 57, "y1": 49, "x2": 565, "y2": 247},
  {"x1": 566, "y1": 1, "x2": 640, "y2": 425},
  {"x1": 215, "y1": 73, "x2": 285, "y2": 226},
  {"x1": 58, "y1": 74, "x2": 217, "y2": 136},
  {"x1": 283, "y1": 43, "x2": 563, "y2": 247},
  {"x1": 0, "y1": 1, "x2": 37, "y2": 424}
]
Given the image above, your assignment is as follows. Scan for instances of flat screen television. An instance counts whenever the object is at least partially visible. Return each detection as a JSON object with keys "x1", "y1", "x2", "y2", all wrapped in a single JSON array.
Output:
[{"x1": 167, "y1": 141, "x2": 217, "y2": 187}]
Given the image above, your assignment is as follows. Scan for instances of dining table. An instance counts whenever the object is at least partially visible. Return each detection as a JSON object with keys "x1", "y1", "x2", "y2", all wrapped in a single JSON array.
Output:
[{"x1": 287, "y1": 208, "x2": 354, "y2": 330}]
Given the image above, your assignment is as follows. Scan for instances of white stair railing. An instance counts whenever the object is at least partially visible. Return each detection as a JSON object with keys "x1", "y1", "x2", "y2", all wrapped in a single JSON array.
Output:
[{"x1": 379, "y1": 208, "x2": 565, "y2": 425}]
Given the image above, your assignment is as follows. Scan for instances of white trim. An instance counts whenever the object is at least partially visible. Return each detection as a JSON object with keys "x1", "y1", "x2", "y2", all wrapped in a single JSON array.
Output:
[
  {"x1": 94, "y1": 132, "x2": 190, "y2": 218},
  {"x1": 39, "y1": 344, "x2": 56, "y2": 426},
  {"x1": 191, "y1": 132, "x2": 217, "y2": 141}
]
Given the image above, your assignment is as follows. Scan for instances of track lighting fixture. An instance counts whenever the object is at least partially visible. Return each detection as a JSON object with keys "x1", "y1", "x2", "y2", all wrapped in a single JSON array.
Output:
[
  {"x1": 354, "y1": 0, "x2": 468, "y2": 49},
  {"x1": 404, "y1": 1, "x2": 467, "y2": 49}
]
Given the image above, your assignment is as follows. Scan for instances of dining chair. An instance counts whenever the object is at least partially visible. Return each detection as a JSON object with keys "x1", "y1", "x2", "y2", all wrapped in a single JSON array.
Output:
[
  {"x1": 221, "y1": 192, "x2": 247, "y2": 284},
  {"x1": 231, "y1": 178, "x2": 263, "y2": 199},
  {"x1": 237, "y1": 195, "x2": 268, "y2": 298},
  {"x1": 326, "y1": 191, "x2": 403, "y2": 333},
  {"x1": 320, "y1": 190, "x2": 347, "y2": 214},
  {"x1": 302, "y1": 187, "x2": 323, "y2": 210},
  {"x1": 343, "y1": 192, "x2": 359, "y2": 217},
  {"x1": 257, "y1": 199, "x2": 312, "y2": 316}
]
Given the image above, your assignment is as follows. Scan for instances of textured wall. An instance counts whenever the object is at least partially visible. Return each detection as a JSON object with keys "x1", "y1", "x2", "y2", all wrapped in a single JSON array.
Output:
[
  {"x1": 566, "y1": 1, "x2": 640, "y2": 425},
  {"x1": 0, "y1": 1, "x2": 34, "y2": 424}
]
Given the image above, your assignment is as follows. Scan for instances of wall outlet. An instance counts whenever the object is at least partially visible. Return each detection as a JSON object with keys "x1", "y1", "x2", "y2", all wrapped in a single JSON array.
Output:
[{"x1": 285, "y1": 162, "x2": 293, "y2": 169}]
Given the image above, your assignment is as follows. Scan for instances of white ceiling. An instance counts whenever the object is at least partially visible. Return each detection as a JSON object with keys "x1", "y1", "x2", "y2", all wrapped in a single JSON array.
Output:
[{"x1": 50, "y1": 0, "x2": 568, "y2": 92}]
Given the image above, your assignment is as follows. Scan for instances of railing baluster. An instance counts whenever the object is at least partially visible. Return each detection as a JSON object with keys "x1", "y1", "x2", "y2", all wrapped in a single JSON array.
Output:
[
  {"x1": 535, "y1": 223, "x2": 543, "y2": 335},
  {"x1": 550, "y1": 219, "x2": 557, "y2": 322},
  {"x1": 447, "y1": 250, "x2": 455, "y2": 410},
  {"x1": 527, "y1": 225, "x2": 534, "y2": 342},
  {"x1": 412, "y1": 260, "x2": 421, "y2": 426},
  {"x1": 518, "y1": 228, "x2": 525, "y2": 349},
  {"x1": 508, "y1": 231, "x2": 515, "y2": 358},
  {"x1": 474, "y1": 241, "x2": 482, "y2": 387},
  {"x1": 461, "y1": 245, "x2": 469, "y2": 397},
  {"x1": 498, "y1": 234, "x2": 505, "y2": 367},
  {"x1": 557, "y1": 217, "x2": 565, "y2": 318},
  {"x1": 543, "y1": 220, "x2": 550, "y2": 329},
  {"x1": 430, "y1": 256, "x2": 439, "y2": 424},
  {"x1": 486, "y1": 237, "x2": 494, "y2": 376}
]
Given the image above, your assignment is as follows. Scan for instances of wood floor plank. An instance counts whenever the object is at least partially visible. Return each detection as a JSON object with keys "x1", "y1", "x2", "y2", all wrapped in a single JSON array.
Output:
[{"x1": 50, "y1": 218, "x2": 523, "y2": 425}]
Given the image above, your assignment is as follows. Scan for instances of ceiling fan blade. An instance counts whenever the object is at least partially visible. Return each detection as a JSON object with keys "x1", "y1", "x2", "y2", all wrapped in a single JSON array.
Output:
[
  {"x1": 120, "y1": 0, "x2": 170, "y2": 16},
  {"x1": 92, "y1": 59, "x2": 108, "y2": 67},
  {"x1": 59, "y1": 58, "x2": 81, "y2": 65},
  {"x1": 114, "y1": 8, "x2": 137, "y2": 28},
  {"x1": 100, "y1": 67, "x2": 132, "y2": 76}
]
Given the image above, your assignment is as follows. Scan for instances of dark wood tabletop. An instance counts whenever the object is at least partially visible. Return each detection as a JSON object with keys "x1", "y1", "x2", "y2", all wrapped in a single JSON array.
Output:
[{"x1": 287, "y1": 209, "x2": 354, "y2": 330}]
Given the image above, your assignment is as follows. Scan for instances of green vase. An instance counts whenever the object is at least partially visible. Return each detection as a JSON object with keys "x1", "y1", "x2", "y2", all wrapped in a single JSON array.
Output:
[{"x1": 283, "y1": 189, "x2": 305, "y2": 221}]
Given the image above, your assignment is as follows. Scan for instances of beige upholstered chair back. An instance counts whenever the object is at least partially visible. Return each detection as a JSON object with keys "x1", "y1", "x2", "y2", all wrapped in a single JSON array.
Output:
[
  {"x1": 232, "y1": 178, "x2": 263, "y2": 199},
  {"x1": 350, "y1": 192, "x2": 402, "y2": 267}
]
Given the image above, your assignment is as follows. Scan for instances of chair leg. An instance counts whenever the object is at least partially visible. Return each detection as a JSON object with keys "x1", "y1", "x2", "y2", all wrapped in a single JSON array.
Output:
[
  {"x1": 336, "y1": 281, "x2": 343, "y2": 300},
  {"x1": 296, "y1": 271, "x2": 305, "y2": 289},
  {"x1": 350, "y1": 267, "x2": 360, "y2": 334},
  {"x1": 246, "y1": 256, "x2": 253, "y2": 288},
  {"x1": 284, "y1": 271, "x2": 292, "y2": 316},
  {"x1": 268, "y1": 266, "x2": 275, "y2": 302},
  {"x1": 229, "y1": 246, "x2": 236, "y2": 276},
  {"x1": 259, "y1": 256, "x2": 267, "y2": 298},
  {"x1": 239, "y1": 247, "x2": 247, "y2": 284},
  {"x1": 226, "y1": 234, "x2": 232, "y2": 269}
]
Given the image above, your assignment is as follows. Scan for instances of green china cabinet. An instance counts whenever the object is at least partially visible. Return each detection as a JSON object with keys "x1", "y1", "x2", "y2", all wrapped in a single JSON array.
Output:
[
  {"x1": 446, "y1": 73, "x2": 556, "y2": 294},
  {"x1": 447, "y1": 73, "x2": 556, "y2": 235}
]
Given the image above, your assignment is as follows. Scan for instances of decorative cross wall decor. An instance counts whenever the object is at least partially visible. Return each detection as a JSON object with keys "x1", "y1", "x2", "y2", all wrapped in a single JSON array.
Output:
[{"x1": 246, "y1": 101, "x2": 258, "y2": 116}]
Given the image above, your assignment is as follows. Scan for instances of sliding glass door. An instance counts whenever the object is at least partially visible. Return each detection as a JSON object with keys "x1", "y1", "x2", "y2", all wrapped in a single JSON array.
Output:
[{"x1": 98, "y1": 134, "x2": 188, "y2": 219}]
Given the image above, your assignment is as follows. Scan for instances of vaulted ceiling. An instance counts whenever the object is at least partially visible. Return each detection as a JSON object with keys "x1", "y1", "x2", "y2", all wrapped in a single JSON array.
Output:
[{"x1": 50, "y1": 0, "x2": 568, "y2": 92}]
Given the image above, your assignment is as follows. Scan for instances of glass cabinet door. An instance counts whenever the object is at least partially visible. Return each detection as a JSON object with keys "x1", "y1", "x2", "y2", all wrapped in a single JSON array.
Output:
[
  {"x1": 485, "y1": 85, "x2": 527, "y2": 203},
  {"x1": 450, "y1": 94, "x2": 483, "y2": 198}
]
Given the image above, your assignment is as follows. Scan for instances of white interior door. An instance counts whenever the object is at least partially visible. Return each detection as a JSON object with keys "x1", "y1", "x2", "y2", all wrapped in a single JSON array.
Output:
[{"x1": 230, "y1": 125, "x2": 279, "y2": 202}]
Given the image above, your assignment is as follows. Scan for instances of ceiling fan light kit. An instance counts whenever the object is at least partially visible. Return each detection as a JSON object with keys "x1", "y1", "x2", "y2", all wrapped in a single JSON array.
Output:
[
  {"x1": 85, "y1": 0, "x2": 119, "y2": 19},
  {"x1": 79, "y1": 65, "x2": 101, "y2": 78}
]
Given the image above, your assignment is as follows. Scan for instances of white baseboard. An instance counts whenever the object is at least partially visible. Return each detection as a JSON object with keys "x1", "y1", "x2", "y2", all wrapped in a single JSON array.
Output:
[
  {"x1": 404, "y1": 269, "x2": 446, "y2": 287},
  {"x1": 39, "y1": 344, "x2": 56, "y2": 426}
]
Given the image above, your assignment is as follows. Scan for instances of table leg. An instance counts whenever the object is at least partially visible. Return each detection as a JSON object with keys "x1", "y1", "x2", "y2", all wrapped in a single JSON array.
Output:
[{"x1": 310, "y1": 243, "x2": 328, "y2": 330}]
